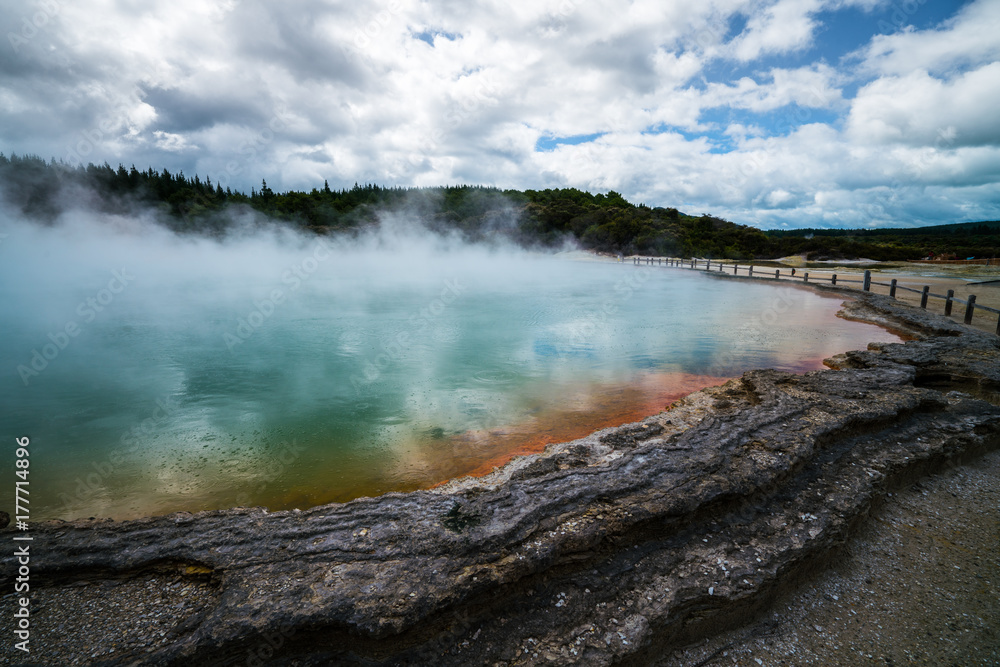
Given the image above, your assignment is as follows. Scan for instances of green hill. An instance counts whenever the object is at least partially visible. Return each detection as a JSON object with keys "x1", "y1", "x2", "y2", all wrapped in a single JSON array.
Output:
[{"x1": 1, "y1": 152, "x2": 997, "y2": 261}]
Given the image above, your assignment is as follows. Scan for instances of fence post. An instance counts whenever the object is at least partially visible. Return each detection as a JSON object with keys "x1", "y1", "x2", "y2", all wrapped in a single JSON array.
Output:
[
  {"x1": 944, "y1": 289, "x2": 954, "y2": 316},
  {"x1": 889, "y1": 279, "x2": 897, "y2": 298},
  {"x1": 804, "y1": 272, "x2": 809, "y2": 283},
  {"x1": 863, "y1": 270, "x2": 871, "y2": 292},
  {"x1": 775, "y1": 269, "x2": 780, "y2": 280},
  {"x1": 832, "y1": 274, "x2": 837, "y2": 285},
  {"x1": 920, "y1": 285, "x2": 929, "y2": 309},
  {"x1": 965, "y1": 295, "x2": 977, "y2": 324}
]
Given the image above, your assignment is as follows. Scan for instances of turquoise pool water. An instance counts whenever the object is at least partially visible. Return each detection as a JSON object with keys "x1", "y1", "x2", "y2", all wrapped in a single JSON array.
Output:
[{"x1": 0, "y1": 222, "x2": 901, "y2": 520}]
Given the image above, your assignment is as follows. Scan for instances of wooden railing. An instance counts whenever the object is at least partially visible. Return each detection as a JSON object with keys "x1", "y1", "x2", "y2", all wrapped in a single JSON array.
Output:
[{"x1": 632, "y1": 256, "x2": 1000, "y2": 335}]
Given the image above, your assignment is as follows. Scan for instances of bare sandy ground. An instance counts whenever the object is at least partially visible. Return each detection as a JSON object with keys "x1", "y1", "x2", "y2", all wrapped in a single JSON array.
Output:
[
  {"x1": 622, "y1": 254, "x2": 1000, "y2": 335},
  {"x1": 728, "y1": 259, "x2": 1000, "y2": 336},
  {"x1": 817, "y1": 270, "x2": 998, "y2": 335}
]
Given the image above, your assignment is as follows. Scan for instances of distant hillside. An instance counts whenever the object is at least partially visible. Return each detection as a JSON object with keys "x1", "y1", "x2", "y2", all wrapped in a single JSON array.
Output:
[
  {"x1": 1, "y1": 152, "x2": 997, "y2": 261},
  {"x1": 764, "y1": 220, "x2": 999, "y2": 261},
  {"x1": 766, "y1": 220, "x2": 1000, "y2": 238}
]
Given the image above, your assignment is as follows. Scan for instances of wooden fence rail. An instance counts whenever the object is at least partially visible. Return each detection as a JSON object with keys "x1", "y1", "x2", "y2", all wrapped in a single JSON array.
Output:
[{"x1": 632, "y1": 256, "x2": 1000, "y2": 335}]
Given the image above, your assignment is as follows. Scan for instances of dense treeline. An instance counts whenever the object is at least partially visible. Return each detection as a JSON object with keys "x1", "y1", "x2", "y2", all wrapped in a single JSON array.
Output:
[
  {"x1": 1, "y1": 152, "x2": 997, "y2": 260},
  {"x1": 765, "y1": 221, "x2": 1000, "y2": 237},
  {"x1": 763, "y1": 222, "x2": 1000, "y2": 261}
]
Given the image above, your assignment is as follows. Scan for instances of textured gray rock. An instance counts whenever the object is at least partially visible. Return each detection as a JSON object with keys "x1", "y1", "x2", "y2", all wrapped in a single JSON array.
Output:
[{"x1": 2, "y1": 291, "x2": 999, "y2": 666}]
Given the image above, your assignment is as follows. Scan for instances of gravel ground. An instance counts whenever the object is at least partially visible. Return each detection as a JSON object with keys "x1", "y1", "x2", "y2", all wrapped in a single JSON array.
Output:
[
  {"x1": 1, "y1": 573, "x2": 219, "y2": 665},
  {"x1": 659, "y1": 448, "x2": 1000, "y2": 667}
]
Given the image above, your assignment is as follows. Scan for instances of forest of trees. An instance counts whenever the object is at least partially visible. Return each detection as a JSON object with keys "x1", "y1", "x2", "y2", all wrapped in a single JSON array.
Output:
[{"x1": 1, "y1": 152, "x2": 997, "y2": 261}]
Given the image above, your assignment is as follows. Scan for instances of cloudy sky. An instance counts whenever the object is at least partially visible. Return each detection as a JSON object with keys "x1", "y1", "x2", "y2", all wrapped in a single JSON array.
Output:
[{"x1": 1, "y1": 0, "x2": 998, "y2": 228}]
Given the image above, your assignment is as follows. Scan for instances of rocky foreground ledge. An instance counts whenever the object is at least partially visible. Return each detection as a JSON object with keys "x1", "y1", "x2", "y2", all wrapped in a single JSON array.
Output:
[{"x1": 3, "y1": 289, "x2": 999, "y2": 666}]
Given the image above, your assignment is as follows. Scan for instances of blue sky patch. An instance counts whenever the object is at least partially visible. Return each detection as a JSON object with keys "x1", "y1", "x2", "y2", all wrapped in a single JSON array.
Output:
[
  {"x1": 413, "y1": 30, "x2": 460, "y2": 46},
  {"x1": 872, "y1": 0, "x2": 977, "y2": 35},
  {"x1": 535, "y1": 132, "x2": 606, "y2": 152}
]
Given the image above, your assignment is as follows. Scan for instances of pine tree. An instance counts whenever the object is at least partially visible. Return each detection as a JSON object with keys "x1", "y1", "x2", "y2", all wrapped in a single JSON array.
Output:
[{"x1": 260, "y1": 179, "x2": 274, "y2": 201}]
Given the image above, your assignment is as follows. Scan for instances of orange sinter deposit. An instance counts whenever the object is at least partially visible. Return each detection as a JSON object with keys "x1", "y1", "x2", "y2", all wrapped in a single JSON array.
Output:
[{"x1": 425, "y1": 371, "x2": 733, "y2": 485}]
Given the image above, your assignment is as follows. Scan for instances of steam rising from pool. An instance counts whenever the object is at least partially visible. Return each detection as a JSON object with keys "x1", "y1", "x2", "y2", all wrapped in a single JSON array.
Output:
[{"x1": 0, "y1": 209, "x2": 901, "y2": 520}]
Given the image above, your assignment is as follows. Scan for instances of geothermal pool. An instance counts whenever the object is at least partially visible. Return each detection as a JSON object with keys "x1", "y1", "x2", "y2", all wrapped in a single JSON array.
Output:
[{"x1": 0, "y1": 221, "x2": 901, "y2": 520}]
